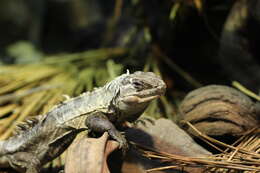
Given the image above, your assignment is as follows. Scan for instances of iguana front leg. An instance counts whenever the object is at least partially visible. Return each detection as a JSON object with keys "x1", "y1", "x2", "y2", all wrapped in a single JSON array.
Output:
[{"x1": 85, "y1": 112, "x2": 128, "y2": 151}]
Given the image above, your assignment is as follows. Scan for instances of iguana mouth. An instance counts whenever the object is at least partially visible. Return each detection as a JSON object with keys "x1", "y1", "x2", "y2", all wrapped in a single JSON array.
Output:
[
  {"x1": 137, "y1": 95, "x2": 160, "y2": 103},
  {"x1": 122, "y1": 95, "x2": 160, "y2": 104},
  {"x1": 133, "y1": 86, "x2": 166, "y2": 98},
  {"x1": 121, "y1": 87, "x2": 165, "y2": 104}
]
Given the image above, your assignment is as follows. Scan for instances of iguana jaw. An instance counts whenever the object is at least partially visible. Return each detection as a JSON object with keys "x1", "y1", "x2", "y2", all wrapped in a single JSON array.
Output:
[
  {"x1": 121, "y1": 84, "x2": 165, "y2": 104},
  {"x1": 121, "y1": 95, "x2": 160, "y2": 104}
]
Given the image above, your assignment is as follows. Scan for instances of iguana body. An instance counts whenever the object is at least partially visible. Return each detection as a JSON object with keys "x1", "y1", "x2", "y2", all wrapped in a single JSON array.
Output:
[{"x1": 0, "y1": 71, "x2": 166, "y2": 173}]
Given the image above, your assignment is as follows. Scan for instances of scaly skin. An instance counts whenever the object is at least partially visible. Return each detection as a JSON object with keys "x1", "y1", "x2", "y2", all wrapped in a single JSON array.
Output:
[{"x1": 0, "y1": 71, "x2": 166, "y2": 173}]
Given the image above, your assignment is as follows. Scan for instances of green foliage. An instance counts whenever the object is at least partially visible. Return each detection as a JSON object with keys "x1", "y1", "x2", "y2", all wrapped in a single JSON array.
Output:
[{"x1": 6, "y1": 41, "x2": 43, "y2": 64}]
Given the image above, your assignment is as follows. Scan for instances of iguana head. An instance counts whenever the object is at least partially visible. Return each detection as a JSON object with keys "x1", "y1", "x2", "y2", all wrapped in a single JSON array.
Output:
[{"x1": 107, "y1": 71, "x2": 166, "y2": 123}]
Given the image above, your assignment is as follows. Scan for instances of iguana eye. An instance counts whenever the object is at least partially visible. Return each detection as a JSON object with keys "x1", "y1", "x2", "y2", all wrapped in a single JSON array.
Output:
[{"x1": 132, "y1": 81, "x2": 144, "y2": 90}]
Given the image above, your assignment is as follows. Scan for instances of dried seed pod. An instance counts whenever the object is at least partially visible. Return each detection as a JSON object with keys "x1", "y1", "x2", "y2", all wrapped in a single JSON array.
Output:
[
  {"x1": 65, "y1": 132, "x2": 119, "y2": 173},
  {"x1": 179, "y1": 85, "x2": 259, "y2": 136}
]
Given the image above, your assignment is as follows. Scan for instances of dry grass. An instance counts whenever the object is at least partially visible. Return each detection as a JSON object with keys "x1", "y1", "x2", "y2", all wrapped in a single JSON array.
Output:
[{"x1": 138, "y1": 122, "x2": 259, "y2": 172}]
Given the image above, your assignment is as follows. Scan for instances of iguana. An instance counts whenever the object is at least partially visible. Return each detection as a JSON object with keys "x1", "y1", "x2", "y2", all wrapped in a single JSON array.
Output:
[{"x1": 0, "y1": 71, "x2": 166, "y2": 173}]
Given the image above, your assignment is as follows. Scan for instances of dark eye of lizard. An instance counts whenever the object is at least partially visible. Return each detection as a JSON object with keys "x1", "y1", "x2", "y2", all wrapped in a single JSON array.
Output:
[{"x1": 132, "y1": 81, "x2": 144, "y2": 90}]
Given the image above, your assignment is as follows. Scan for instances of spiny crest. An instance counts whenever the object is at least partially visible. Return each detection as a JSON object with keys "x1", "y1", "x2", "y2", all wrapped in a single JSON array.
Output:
[
  {"x1": 13, "y1": 115, "x2": 43, "y2": 136},
  {"x1": 104, "y1": 72, "x2": 129, "y2": 92},
  {"x1": 61, "y1": 91, "x2": 90, "y2": 106}
]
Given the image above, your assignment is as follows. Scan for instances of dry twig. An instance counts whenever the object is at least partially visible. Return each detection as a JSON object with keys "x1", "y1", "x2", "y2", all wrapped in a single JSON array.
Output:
[{"x1": 136, "y1": 122, "x2": 260, "y2": 172}]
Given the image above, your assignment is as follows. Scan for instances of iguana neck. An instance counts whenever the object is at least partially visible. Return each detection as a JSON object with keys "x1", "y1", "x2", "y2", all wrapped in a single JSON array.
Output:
[{"x1": 48, "y1": 87, "x2": 117, "y2": 126}]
